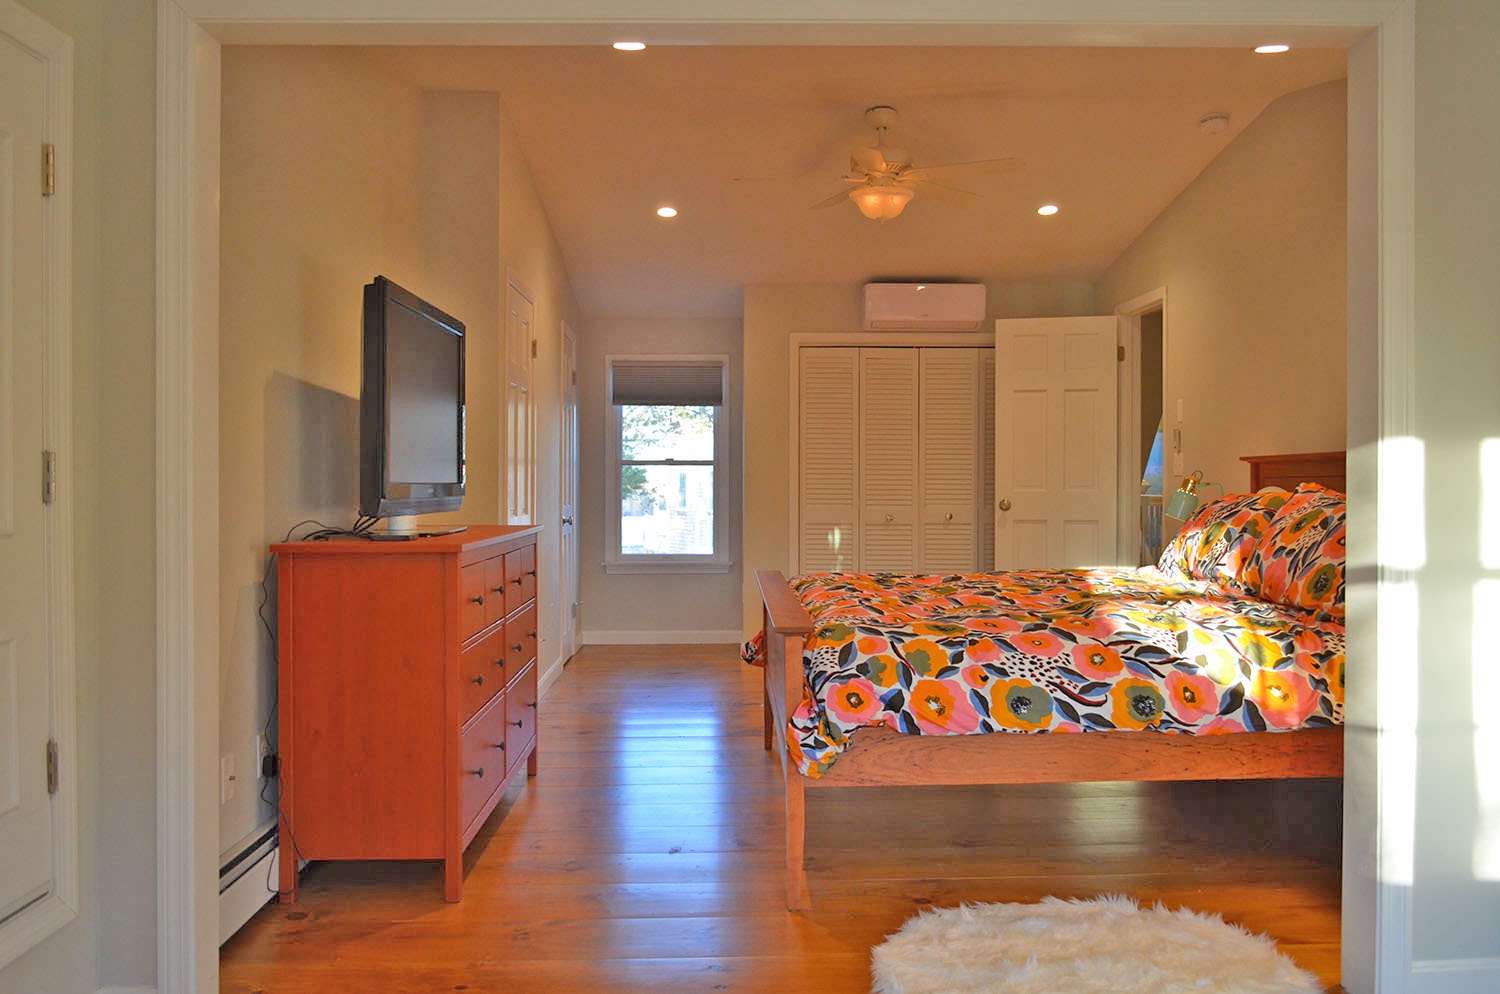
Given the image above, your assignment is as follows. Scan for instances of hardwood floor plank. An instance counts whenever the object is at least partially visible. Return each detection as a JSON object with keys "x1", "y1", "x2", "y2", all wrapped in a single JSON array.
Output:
[{"x1": 221, "y1": 643, "x2": 1343, "y2": 993}]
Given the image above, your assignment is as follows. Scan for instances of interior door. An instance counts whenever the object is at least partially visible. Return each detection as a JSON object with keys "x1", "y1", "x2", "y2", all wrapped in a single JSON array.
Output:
[
  {"x1": 797, "y1": 348, "x2": 860, "y2": 572},
  {"x1": 857, "y1": 348, "x2": 918, "y2": 570},
  {"x1": 504, "y1": 281, "x2": 534, "y2": 524},
  {"x1": 0, "y1": 13, "x2": 56, "y2": 926},
  {"x1": 994, "y1": 316, "x2": 1119, "y2": 568},
  {"x1": 559, "y1": 321, "x2": 580, "y2": 660},
  {"x1": 917, "y1": 348, "x2": 981, "y2": 572}
]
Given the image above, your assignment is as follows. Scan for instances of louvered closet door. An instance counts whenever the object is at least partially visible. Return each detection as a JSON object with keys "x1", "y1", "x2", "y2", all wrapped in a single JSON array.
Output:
[
  {"x1": 858, "y1": 349, "x2": 919, "y2": 570},
  {"x1": 979, "y1": 350, "x2": 997, "y2": 571},
  {"x1": 917, "y1": 349, "x2": 982, "y2": 573},
  {"x1": 798, "y1": 348, "x2": 860, "y2": 572}
]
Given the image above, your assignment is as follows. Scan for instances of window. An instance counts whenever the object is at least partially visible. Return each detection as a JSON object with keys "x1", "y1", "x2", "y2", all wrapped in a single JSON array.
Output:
[{"x1": 605, "y1": 355, "x2": 729, "y2": 573}]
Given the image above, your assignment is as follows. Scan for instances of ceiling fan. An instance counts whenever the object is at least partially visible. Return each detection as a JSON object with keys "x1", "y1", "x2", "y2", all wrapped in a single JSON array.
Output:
[{"x1": 812, "y1": 105, "x2": 1022, "y2": 220}]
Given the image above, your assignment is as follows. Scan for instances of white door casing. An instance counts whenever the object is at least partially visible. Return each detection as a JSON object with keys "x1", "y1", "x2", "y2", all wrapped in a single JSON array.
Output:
[
  {"x1": 0, "y1": 0, "x2": 75, "y2": 969},
  {"x1": 994, "y1": 316, "x2": 1119, "y2": 569}
]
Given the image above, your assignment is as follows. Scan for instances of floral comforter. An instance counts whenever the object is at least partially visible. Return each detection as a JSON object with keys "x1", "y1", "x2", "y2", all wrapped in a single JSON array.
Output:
[{"x1": 747, "y1": 569, "x2": 1345, "y2": 777}]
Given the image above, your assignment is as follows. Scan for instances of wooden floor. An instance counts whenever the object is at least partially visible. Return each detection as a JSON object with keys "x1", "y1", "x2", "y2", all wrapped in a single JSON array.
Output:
[{"x1": 220, "y1": 643, "x2": 1344, "y2": 993}]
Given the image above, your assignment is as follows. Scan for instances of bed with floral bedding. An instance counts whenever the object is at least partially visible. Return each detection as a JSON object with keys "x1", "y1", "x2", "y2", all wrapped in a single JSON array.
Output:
[{"x1": 752, "y1": 462, "x2": 1346, "y2": 908}]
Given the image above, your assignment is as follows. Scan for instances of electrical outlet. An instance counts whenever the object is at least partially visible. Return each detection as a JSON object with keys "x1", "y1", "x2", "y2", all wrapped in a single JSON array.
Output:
[{"x1": 220, "y1": 754, "x2": 236, "y2": 804}]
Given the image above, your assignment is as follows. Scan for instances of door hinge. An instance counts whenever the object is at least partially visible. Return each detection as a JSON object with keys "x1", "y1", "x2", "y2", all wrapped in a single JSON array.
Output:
[
  {"x1": 46, "y1": 740, "x2": 59, "y2": 795},
  {"x1": 42, "y1": 450, "x2": 56, "y2": 505},
  {"x1": 1117, "y1": 345, "x2": 1125, "y2": 362},
  {"x1": 42, "y1": 144, "x2": 55, "y2": 197}
]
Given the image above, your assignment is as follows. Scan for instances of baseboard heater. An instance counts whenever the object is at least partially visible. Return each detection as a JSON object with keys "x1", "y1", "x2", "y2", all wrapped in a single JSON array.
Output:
[{"x1": 218, "y1": 827, "x2": 277, "y2": 945}]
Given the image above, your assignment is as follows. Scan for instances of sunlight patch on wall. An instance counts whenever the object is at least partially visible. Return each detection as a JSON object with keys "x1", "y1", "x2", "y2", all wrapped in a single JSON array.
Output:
[{"x1": 1381, "y1": 436, "x2": 1426, "y2": 570}]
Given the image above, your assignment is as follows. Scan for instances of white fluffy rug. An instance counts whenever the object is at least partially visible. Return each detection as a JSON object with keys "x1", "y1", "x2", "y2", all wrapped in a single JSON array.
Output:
[{"x1": 870, "y1": 894, "x2": 1323, "y2": 994}]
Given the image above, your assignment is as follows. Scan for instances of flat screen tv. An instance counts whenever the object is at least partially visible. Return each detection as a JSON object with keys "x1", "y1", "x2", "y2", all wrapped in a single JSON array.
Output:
[{"x1": 359, "y1": 275, "x2": 467, "y2": 538}]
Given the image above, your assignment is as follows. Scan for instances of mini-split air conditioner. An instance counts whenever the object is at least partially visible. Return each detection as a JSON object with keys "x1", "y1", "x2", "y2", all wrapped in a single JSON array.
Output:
[{"x1": 861, "y1": 282, "x2": 986, "y2": 331}]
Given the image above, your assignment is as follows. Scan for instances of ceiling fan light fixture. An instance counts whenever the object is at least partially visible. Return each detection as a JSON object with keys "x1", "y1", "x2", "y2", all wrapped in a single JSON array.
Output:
[{"x1": 850, "y1": 184, "x2": 914, "y2": 220}]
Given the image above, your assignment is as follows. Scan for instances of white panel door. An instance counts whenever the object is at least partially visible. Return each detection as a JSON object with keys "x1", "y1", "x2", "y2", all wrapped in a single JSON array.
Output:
[
  {"x1": 558, "y1": 321, "x2": 579, "y2": 660},
  {"x1": 858, "y1": 349, "x2": 919, "y2": 571},
  {"x1": 994, "y1": 317, "x2": 1119, "y2": 568},
  {"x1": 917, "y1": 348, "x2": 981, "y2": 573},
  {"x1": 798, "y1": 348, "x2": 860, "y2": 572},
  {"x1": 0, "y1": 17, "x2": 53, "y2": 924}
]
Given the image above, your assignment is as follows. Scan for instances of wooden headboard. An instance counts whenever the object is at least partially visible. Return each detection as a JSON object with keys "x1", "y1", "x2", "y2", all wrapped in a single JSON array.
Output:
[{"x1": 1240, "y1": 451, "x2": 1346, "y2": 493}]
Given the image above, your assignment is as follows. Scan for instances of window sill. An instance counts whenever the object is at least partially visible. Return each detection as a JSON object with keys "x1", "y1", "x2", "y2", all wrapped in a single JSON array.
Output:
[{"x1": 603, "y1": 560, "x2": 733, "y2": 575}]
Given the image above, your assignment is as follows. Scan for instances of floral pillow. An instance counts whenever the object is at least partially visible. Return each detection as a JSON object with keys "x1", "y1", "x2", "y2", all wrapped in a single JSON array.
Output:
[
  {"x1": 1156, "y1": 490, "x2": 1289, "y2": 586},
  {"x1": 1237, "y1": 483, "x2": 1346, "y2": 619}
]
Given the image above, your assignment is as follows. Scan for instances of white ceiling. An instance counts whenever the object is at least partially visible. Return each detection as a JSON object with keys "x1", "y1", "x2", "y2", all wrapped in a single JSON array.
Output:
[{"x1": 363, "y1": 44, "x2": 1346, "y2": 318}]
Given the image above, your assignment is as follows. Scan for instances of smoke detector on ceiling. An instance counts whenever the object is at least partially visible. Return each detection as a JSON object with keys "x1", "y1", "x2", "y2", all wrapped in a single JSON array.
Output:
[{"x1": 1199, "y1": 112, "x2": 1231, "y2": 135}]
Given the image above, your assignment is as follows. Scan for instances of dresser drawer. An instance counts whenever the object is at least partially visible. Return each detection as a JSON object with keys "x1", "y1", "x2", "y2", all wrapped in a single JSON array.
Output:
[
  {"x1": 505, "y1": 544, "x2": 537, "y2": 608},
  {"x1": 505, "y1": 663, "x2": 538, "y2": 775},
  {"x1": 459, "y1": 693, "x2": 509, "y2": 831},
  {"x1": 459, "y1": 624, "x2": 507, "y2": 722},
  {"x1": 483, "y1": 554, "x2": 507, "y2": 627},
  {"x1": 459, "y1": 562, "x2": 489, "y2": 640},
  {"x1": 505, "y1": 603, "x2": 538, "y2": 670}
]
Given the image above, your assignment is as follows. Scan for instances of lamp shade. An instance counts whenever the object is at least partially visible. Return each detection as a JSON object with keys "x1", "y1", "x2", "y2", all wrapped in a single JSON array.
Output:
[
  {"x1": 1164, "y1": 473, "x2": 1204, "y2": 520},
  {"x1": 850, "y1": 184, "x2": 914, "y2": 220}
]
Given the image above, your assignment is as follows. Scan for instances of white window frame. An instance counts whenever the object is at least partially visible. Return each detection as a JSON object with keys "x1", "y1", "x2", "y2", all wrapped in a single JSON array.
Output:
[{"x1": 604, "y1": 354, "x2": 731, "y2": 574}]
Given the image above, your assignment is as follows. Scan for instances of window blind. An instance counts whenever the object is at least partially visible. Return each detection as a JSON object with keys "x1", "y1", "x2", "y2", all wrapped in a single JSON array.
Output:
[{"x1": 610, "y1": 360, "x2": 725, "y2": 406}]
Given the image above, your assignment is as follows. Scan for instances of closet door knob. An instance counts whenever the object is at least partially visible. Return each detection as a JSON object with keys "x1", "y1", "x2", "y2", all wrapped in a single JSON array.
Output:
[
  {"x1": 944, "y1": 512, "x2": 954, "y2": 522},
  {"x1": 998, "y1": 499, "x2": 1012, "y2": 511},
  {"x1": 884, "y1": 512, "x2": 895, "y2": 523}
]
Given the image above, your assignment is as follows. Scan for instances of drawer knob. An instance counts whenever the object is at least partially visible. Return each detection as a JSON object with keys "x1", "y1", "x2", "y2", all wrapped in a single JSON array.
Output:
[
  {"x1": 490, "y1": 585, "x2": 504, "y2": 594},
  {"x1": 471, "y1": 675, "x2": 484, "y2": 686},
  {"x1": 493, "y1": 657, "x2": 505, "y2": 667},
  {"x1": 469, "y1": 594, "x2": 484, "y2": 606},
  {"x1": 512, "y1": 643, "x2": 524, "y2": 652},
  {"x1": 512, "y1": 576, "x2": 524, "y2": 586},
  {"x1": 528, "y1": 630, "x2": 537, "y2": 639},
  {"x1": 493, "y1": 742, "x2": 505, "y2": 751},
  {"x1": 527, "y1": 701, "x2": 538, "y2": 710},
  {"x1": 468, "y1": 768, "x2": 485, "y2": 779},
  {"x1": 526, "y1": 569, "x2": 537, "y2": 578},
  {"x1": 510, "y1": 719, "x2": 525, "y2": 729}
]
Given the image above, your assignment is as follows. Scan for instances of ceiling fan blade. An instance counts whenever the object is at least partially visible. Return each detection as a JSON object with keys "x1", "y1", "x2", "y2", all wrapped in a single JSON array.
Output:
[
  {"x1": 908, "y1": 179, "x2": 982, "y2": 206},
  {"x1": 808, "y1": 188, "x2": 853, "y2": 210},
  {"x1": 901, "y1": 156, "x2": 1023, "y2": 184},
  {"x1": 851, "y1": 146, "x2": 889, "y2": 174}
]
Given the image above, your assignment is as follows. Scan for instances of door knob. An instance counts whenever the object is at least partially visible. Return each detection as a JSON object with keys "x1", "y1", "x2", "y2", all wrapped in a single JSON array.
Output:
[
  {"x1": 562, "y1": 516, "x2": 574, "y2": 526},
  {"x1": 884, "y1": 512, "x2": 895, "y2": 523},
  {"x1": 944, "y1": 512, "x2": 953, "y2": 522},
  {"x1": 999, "y1": 499, "x2": 1012, "y2": 511}
]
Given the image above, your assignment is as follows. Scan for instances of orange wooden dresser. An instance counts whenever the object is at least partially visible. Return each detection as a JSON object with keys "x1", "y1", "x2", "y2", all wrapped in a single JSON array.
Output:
[{"x1": 271, "y1": 525, "x2": 541, "y2": 902}]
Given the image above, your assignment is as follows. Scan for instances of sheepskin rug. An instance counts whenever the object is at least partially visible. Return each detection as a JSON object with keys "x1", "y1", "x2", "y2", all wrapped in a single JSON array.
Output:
[{"x1": 870, "y1": 894, "x2": 1323, "y2": 994}]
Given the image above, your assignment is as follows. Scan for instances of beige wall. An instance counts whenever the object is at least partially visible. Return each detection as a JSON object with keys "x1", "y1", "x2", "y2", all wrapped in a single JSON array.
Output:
[
  {"x1": 218, "y1": 46, "x2": 429, "y2": 858},
  {"x1": 216, "y1": 56, "x2": 579, "y2": 867},
  {"x1": 578, "y1": 317, "x2": 744, "y2": 639},
  {"x1": 741, "y1": 280, "x2": 1096, "y2": 634},
  {"x1": 1096, "y1": 80, "x2": 1348, "y2": 494}
]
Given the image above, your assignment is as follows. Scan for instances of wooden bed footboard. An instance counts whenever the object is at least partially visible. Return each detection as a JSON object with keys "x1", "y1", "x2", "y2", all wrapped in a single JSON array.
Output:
[{"x1": 754, "y1": 569, "x2": 1344, "y2": 912}]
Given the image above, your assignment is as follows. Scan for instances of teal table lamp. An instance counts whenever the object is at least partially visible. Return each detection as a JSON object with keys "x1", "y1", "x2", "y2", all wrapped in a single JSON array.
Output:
[{"x1": 1165, "y1": 471, "x2": 1209, "y2": 520}]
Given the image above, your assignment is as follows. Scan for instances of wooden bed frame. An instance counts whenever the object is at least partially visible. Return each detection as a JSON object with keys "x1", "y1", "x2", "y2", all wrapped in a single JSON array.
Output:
[{"x1": 757, "y1": 451, "x2": 1346, "y2": 909}]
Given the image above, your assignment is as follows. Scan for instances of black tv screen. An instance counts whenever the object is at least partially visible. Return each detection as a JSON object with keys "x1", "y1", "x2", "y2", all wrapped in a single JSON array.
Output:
[{"x1": 359, "y1": 276, "x2": 466, "y2": 531}]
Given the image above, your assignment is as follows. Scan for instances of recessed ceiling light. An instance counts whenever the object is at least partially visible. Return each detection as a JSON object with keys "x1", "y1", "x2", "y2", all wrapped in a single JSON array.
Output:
[
  {"x1": 1037, "y1": 204, "x2": 1060, "y2": 216},
  {"x1": 1254, "y1": 43, "x2": 1291, "y2": 54},
  {"x1": 613, "y1": 41, "x2": 646, "y2": 51},
  {"x1": 656, "y1": 206, "x2": 678, "y2": 218}
]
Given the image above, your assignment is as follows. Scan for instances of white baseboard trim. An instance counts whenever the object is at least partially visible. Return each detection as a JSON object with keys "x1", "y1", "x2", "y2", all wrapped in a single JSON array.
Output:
[
  {"x1": 1411, "y1": 957, "x2": 1500, "y2": 994},
  {"x1": 538, "y1": 654, "x2": 565, "y2": 698},
  {"x1": 583, "y1": 629, "x2": 741, "y2": 645},
  {"x1": 98, "y1": 987, "x2": 156, "y2": 994},
  {"x1": 218, "y1": 845, "x2": 277, "y2": 946}
]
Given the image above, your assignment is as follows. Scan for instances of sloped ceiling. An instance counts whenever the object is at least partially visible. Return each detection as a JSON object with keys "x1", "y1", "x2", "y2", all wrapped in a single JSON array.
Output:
[{"x1": 363, "y1": 44, "x2": 1346, "y2": 317}]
